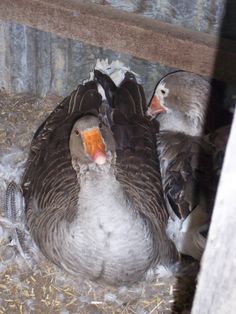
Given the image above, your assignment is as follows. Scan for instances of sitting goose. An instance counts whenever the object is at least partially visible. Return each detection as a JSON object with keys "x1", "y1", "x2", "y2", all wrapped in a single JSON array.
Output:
[
  {"x1": 22, "y1": 77, "x2": 178, "y2": 285},
  {"x1": 147, "y1": 71, "x2": 230, "y2": 260}
]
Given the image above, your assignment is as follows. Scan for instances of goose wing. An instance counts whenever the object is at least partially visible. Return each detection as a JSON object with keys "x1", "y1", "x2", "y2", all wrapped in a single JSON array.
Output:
[
  {"x1": 157, "y1": 132, "x2": 218, "y2": 220},
  {"x1": 158, "y1": 129, "x2": 229, "y2": 259},
  {"x1": 22, "y1": 81, "x2": 102, "y2": 228}
]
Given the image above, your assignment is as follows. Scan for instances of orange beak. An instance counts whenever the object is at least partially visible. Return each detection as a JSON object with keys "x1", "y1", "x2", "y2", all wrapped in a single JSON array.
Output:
[
  {"x1": 147, "y1": 95, "x2": 166, "y2": 116},
  {"x1": 81, "y1": 128, "x2": 106, "y2": 165}
]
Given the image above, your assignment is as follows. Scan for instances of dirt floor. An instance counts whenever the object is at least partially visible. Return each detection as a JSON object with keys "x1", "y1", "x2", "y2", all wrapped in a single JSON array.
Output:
[{"x1": 0, "y1": 91, "x2": 199, "y2": 314}]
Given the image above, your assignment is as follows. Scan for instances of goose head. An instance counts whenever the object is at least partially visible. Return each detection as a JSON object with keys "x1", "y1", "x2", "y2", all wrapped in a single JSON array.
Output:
[
  {"x1": 147, "y1": 71, "x2": 211, "y2": 136},
  {"x1": 69, "y1": 115, "x2": 115, "y2": 170}
]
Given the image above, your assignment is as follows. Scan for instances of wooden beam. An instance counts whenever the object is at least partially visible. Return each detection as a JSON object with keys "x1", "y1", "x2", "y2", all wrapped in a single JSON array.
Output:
[
  {"x1": 0, "y1": 0, "x2": 236, "y2": 82},
  {"x1": 192, "y1": 112, "x2": 236, "y2": 313}
]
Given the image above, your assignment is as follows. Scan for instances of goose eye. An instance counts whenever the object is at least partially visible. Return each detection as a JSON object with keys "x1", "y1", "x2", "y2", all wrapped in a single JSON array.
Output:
[
  {"x1": 99, "y1": 122, "x2": 103, "y2": 129},
  {"x1": 161, "y1": 89, "x2": 166, "y2": 95},
  {"x1": 75, "y1": 129, "x2": 80, "y2": 135}
]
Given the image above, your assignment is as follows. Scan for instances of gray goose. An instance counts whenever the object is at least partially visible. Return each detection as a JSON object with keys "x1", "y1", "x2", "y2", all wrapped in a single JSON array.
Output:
[
  {"x1": 22, "y1": 77, "x2": 178, "y2": 285},
  {"x1": 147, "y1": 71, "x2": 230, "y2": 260}
]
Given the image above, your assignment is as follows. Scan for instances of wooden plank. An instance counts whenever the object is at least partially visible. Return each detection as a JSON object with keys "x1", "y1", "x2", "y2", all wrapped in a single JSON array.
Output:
[
  {"x1": 192, "y1": 112, "x2": 236, "y2": 313},
  {"x1": 0, "y1": 0, "x2": 236, "y2": 82}
]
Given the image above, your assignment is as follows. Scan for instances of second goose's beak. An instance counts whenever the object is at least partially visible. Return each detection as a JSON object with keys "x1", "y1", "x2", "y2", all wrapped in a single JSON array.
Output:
[
  {"x1": 81, "y1": 128, "x2": 106, "y2": 165},
  {"x1": 147, "y1": 95, "x2": 166, "y2": 116}
]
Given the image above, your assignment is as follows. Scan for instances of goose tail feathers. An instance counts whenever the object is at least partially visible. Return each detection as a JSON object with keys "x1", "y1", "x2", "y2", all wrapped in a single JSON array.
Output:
[{"x1": 94, "y1": 69, "x2": 147, "y2": 121}]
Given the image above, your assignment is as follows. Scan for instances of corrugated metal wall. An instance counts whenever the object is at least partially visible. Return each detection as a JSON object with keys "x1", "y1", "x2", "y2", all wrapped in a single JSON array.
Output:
[
  {"x1": 0, "y1": 21, "x2": 174, "y2": 100},
  {"x1": 0, "y1": 0, "x2": 235, "y2": 101}
]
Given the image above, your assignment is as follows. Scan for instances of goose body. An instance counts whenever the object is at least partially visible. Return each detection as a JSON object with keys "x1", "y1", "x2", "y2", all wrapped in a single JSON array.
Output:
[
  {"x1": 22, "y1": 77, "x2": 177, "y2": 285},
  {"x1": 147, "y1": 71, "x2": 230, "y2": 260},
  {"x1": 156, "y1": 129, "x2": 228, "y2": 260}
]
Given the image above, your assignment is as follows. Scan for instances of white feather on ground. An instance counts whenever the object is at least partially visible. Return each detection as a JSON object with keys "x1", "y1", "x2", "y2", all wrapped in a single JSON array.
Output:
[
  {"x1": 0, "y1": 147, "x2": 26, "y2": 189},
  {"x1": 0, "y1": 147, "x2": 41, "y2": 270}
]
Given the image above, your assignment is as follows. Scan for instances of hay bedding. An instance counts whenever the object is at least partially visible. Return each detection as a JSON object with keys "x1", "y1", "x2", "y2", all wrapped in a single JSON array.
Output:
[{"x1": 0, "y1": 92, "x2": 197, "y2": 314}]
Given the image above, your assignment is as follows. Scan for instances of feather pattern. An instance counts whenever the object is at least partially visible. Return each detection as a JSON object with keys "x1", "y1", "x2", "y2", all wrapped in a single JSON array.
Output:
[
  {"x1": 147, "y1": 71, "x2": 231, "y2": 260},
  {"x1": 22, "y1": 81, "x2": 101, "y2": 274},
  {"x1": 158, "y1": 128, "x2": 229, "y2": 260},
  {"x1": 22, "y1": 74, "x2": 178, "y2": 285},
  {"x1": 157, "y1": 132, "x2": 219, "y2": 219},
  {"x1": 95, "y1": 70, "x2": 178, "y2": 265}
]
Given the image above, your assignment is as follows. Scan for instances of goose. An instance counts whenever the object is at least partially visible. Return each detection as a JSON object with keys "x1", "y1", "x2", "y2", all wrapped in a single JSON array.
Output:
[
  {"x1": 147, "y1": 71, "x2": 230, "y2": 260},
  {"x1": 21, "y1": 76, "x2": 178, "y2": 286}
]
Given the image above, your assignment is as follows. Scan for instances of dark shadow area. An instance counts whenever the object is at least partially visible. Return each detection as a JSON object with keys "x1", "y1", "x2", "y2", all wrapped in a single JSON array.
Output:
[
  {"x1": 171, "y1": 256, "x2": 199, "y2": 313},
  {"x1": 171, "y1": 1, "x2": 236, "y2": 313},
  {"x1": 204, "y1": 0, "x2": 236, "y2": 133}
]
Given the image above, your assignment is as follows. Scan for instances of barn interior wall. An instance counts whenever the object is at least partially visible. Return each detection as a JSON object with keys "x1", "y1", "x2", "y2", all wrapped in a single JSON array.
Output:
[{"x1": 0, "y1": 0, "x2": 235, "y2": 106}]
